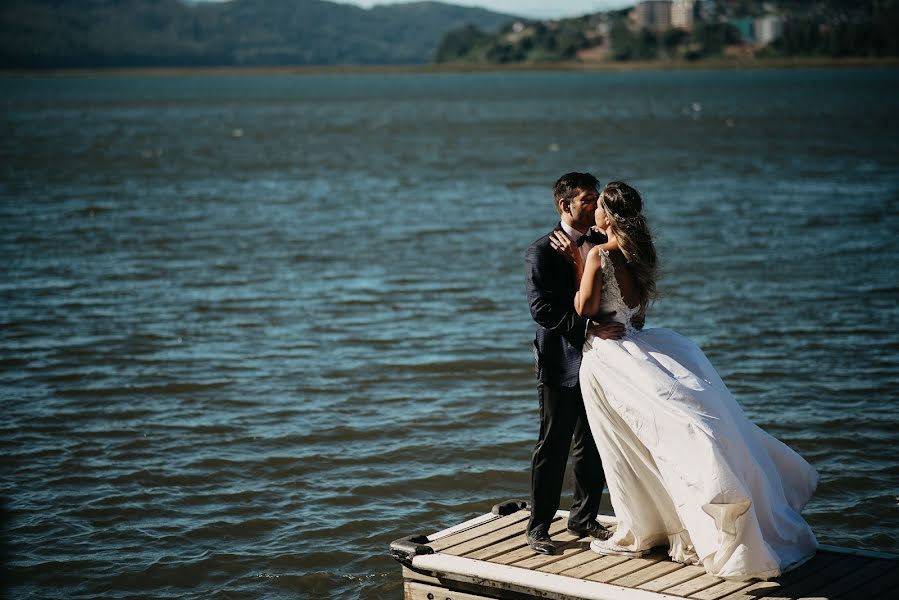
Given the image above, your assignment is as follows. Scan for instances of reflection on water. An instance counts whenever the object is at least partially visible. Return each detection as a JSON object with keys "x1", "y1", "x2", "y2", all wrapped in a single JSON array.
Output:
[{"x1": 1, "y1": 69, "x2": 898, "y2": 598}]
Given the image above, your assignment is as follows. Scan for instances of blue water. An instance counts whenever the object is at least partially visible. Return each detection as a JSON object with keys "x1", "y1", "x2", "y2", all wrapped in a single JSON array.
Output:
[{"x1": 1, "y1": 68, "x2": 898, "y2": 598}]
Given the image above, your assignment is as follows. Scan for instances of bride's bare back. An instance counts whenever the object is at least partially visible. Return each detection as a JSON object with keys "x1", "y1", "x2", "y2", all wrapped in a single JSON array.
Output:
[{"x1": 604, "y1": 248, "x2": 640, "y2": 311}]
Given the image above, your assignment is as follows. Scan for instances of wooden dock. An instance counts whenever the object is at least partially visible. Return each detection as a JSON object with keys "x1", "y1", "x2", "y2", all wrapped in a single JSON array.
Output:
[{"x1": 390, "y1": 501, "x2": 899, "y2": 600}]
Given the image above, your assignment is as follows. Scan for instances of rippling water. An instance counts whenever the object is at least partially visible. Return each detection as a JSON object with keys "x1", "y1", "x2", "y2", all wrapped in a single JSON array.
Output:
[{"x1": 2, "y1": 68, "x2": 898, "y2": 599}]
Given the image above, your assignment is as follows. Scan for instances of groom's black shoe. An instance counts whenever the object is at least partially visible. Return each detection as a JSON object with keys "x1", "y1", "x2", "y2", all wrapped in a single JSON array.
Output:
[
  {"x1": 526, "y1": 528, "x2": 556, "y2": 555},
  {"x1": 567, "y1": 520, "x2": 613, "y2": 541}
]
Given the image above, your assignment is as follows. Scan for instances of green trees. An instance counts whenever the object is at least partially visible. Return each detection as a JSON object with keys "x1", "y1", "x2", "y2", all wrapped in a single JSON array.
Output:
[
  {"x1": 608, "y1": 21, "x2": 639, "y2": 61},
  {"x1": 606, "y1": 21, "x2": 738, "y2": 62},
  {"x1": 434, "y1": 1, "x2": 899, "y2": 65},
  {"x1": 4, "y1": 0, "x2": 896, "y2": 68},
  {"x1": 434, "y1": 20, "x2": 590, "y2": 64},
  {"x1": 771, "y1": 15, "x2": 899, "y2": 57},
  {"x1": 0, "y1": 0, "x2": 514, "y2": 68},
  {"x1": 691, "y1": 22, "x2": 742, "y2": 57},
  {"x1": 434, "y1": 24, "x2": 493, "y2": 63}
]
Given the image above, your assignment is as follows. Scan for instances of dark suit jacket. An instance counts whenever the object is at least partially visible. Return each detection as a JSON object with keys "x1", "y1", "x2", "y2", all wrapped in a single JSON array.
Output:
[{"x1": 525, "y1": 223, "x2": 600, "y2": 388}]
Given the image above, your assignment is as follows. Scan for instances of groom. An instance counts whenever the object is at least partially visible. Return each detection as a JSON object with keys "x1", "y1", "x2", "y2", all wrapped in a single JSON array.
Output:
[{"x1": 523, "y1": 172, "x2": 623, "y2": 555}]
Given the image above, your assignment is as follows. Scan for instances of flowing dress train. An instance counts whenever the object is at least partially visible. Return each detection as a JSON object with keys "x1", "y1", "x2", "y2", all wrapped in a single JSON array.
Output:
[{"x1": 580, "y1": 249, "x2": 818, "y2": 580}]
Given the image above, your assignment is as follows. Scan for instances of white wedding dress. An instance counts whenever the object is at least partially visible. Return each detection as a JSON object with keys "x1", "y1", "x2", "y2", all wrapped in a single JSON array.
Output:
[{"x1": 580, "y1": 249, "x2": 818, "y2": 580}]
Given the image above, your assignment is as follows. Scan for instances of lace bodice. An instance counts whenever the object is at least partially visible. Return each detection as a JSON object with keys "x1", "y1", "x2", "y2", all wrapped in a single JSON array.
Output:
[{"x1": 597, "y1": 248, "x2": 640, "y2": 336}]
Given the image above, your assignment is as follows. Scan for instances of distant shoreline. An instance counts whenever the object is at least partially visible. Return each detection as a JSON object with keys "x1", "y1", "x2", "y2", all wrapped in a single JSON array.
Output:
[{"x1": 2, "y1": 56, "x2": 897, "y2": 77}]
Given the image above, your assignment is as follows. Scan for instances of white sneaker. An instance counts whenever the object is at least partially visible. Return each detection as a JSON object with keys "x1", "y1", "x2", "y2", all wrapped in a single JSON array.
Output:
[{"x1": 590, "y1": 538, "x2": 648, "y2": 558}]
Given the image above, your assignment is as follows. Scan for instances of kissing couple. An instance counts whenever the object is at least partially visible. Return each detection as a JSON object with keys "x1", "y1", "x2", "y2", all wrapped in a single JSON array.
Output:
[{"x1": 524, "y1": 172, "x2": 818, "y2": 580}]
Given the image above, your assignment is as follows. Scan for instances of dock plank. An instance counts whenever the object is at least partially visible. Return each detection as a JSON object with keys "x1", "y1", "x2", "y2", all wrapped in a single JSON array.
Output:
[
  {"x1": 444, "y1": 517, "x2": 530, "y2": 557},
  {"x1": 464, "y1": 533, "x2": 529, "y2": 561},
  {"x1": 611, "y1": 560, "x2": 686, "y2": 588},
  {"x1": 802, "y1": 558, "x2": 899, "y2": 600},
  {"x1": 845, "y1": 564, "x2": 899, "y2": 599},
  {"x1": 586, "y1": 553, "x2": 667, "y2": 583},
  {"x1": 429, "y1": 512, "x2": 529, "y2": 552},
  {"x1": 638, "y1": 564, "x2": 707, "y2": 592},
  {"x1": 758, "y1": 553, "x2": 869, "y2": 600},
  {"x1": 511, "y1": 533, "x2": 586, "y2": 570},
  {"x1": 485, "y1": 519, "x2": 569, "y2": 565},
  {"x1": 688, "y1": 579, "x2": 755, "y2": 600},
  {"x1": 560, "y1": 554, "x2": 631, "y2": 579},
  {"x1": 663, "y1": 573, "x2": 722, "y2": 596},
  {"x1": 537, "y1": 548, "x2": 599, "y2": 574},
  {"x1": 716, "y1": 550, "x2": 844, "y2": 600},
  {"x1": 718, "y1": 580, "x2": 780, "y2": 600}
]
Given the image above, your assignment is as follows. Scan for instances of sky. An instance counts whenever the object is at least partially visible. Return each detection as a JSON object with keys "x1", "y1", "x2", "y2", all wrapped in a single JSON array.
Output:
[{"x1": 193, "y1": 1, "x2": 633, "y2": 20}]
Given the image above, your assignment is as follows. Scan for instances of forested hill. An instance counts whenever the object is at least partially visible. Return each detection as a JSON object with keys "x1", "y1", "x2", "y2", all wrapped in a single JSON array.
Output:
[
  {"x1": 434, "y1": 0, "x2": 899, "y2": 65},
  {"x1": 0, "y1": 0, "x2": 518, "y2": 68}
]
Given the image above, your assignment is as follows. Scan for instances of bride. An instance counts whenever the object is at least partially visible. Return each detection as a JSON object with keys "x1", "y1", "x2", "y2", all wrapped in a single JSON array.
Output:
[{"x1": 549, "y1": 181, "x2": 819, "y2": 581}]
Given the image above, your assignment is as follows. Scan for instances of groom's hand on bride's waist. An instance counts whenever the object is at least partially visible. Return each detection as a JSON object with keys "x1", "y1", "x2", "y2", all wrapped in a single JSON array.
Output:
[{"x1": 587, "y1": 312, "x2": 625, "y2": 340}]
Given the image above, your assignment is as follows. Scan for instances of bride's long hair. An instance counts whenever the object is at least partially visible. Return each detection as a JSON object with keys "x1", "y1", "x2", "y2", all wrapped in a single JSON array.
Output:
[{"x1": 600, "y1": 181, "x2": 658, "y2": 312}]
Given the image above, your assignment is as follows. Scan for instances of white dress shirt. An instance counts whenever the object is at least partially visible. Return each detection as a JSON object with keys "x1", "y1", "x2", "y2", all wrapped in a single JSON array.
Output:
[
  {"x1": 560, "y1": 221, "x2": 593, "y2": 261},
  {"x1": 559, "y1": 222, "x2": 594, "y2": 336}
]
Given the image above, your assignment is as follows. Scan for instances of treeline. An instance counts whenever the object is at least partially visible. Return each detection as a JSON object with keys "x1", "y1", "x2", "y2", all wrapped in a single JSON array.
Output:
[
  {"x1": 0, "y1": 0, "x2": 514, "y2": 69},
  {"x1": 435, "y1": 1, "x2": 899, "y2": 64},
  {"x1": 766, "y1": 16, "x2": 899, "y2": 57},
  {"x1": 435, "y1": 18, "x2": 595, "y2": 63},
  {"x1": 607, "y1": 21, "x2": 742, "y2": 61},
  {"x1": 434, "y1": 14, "x2": 746, "y2": 64},
  {"x1": 601, "y1": 16, "x2": 898, "y2": 63},
  {"x1": 3, "y1": 0, "x2": 894, "y2": 69}
]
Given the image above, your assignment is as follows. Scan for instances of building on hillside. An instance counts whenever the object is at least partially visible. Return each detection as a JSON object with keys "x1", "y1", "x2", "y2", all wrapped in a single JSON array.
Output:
[
  {"x1": 630, "y1": 1, "x2": 672, "y2": 32},
  {"x1": 670, "y1": 0, "x2": 695, "y2": 30},
  {"x1": 755, "y1": 14, "x2": 784, "y2": 45}
]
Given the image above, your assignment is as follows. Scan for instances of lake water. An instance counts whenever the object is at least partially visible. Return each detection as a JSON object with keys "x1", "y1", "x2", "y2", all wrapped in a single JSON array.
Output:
[{"x1": 1, "y1": 68, "x2": 898, "y2": 599}]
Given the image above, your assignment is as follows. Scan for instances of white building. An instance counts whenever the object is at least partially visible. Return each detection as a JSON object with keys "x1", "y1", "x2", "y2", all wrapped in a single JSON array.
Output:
[
  {"x1": 671, "y1": 0, "x2": 695, "y2": 30},
  {"x1": 755, "y1": 14, "x2": 784, "y2": 45},
  {"x1": 630, "y1": 1, "x2": 672, "y2": 32}
]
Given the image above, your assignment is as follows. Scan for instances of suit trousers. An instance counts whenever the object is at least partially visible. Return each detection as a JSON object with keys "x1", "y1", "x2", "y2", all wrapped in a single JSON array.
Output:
[{"x1": 528, "y1": 381, "x2": 604, "y2": 535}]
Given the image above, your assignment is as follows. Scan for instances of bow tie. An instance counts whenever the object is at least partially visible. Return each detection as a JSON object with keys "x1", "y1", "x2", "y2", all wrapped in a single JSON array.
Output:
[{"x1": 576, "y1": 229, "x2": 605, "y2": 247}]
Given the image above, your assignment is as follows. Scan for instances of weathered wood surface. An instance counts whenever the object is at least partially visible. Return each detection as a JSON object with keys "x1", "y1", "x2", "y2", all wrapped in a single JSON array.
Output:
[{"x1": 398, "y1": 509, "x2": 899, "y2": 600}]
